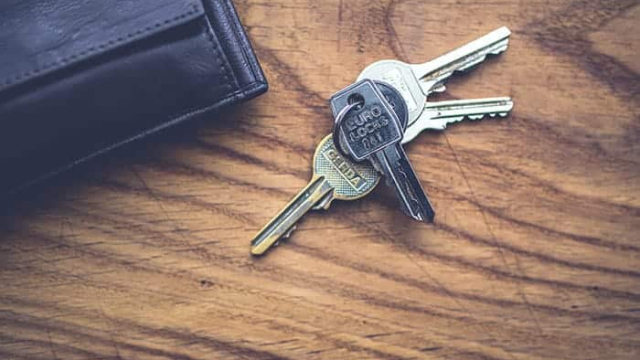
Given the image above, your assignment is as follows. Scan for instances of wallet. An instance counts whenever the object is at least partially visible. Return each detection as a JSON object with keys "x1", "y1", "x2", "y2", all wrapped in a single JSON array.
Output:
[{"x1": 0, "y1": 0, "x2": 268, "y2": 197}]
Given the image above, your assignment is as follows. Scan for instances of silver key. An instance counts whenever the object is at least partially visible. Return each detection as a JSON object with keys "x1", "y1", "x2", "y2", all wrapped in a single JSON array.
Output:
[
  {"x1": 330, "y1": 79, "x2": 435, "y2": 222},
  {"x1": 357, "y1": 27, "x2": 511, "y2": 126},
  {"x1": 403, "y1": 97, "x2": 514, "y2": 143}
]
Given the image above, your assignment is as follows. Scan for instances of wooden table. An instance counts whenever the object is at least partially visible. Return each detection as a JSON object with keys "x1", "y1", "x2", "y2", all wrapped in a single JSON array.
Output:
[{"x1": 1, "y1": 1, "x2": 639, "y2": 359}]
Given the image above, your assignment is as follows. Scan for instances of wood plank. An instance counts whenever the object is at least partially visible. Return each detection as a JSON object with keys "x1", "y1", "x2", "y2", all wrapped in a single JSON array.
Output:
[{"x1": 1, "y1": 0, "x2": 639, "y2": 359}]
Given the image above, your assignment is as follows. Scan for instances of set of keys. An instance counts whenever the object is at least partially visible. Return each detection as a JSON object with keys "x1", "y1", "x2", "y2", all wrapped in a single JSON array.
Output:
[{"x1": 251, "y1": 27, "x2": 514, "y2": 256}]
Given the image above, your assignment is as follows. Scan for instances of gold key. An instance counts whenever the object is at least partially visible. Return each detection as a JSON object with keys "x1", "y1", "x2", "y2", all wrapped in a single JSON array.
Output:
[{"x1": 251, "y1": 134, "x2": 380, "y2": 255}]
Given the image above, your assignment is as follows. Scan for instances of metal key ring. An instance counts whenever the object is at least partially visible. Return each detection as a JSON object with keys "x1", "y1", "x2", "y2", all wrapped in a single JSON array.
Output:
[{"x1": 332, "y1": 101, "x2": 362, "y2": 158}]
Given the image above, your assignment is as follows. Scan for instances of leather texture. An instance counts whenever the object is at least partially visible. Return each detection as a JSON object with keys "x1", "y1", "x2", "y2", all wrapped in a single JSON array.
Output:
[{"x1": 0, "y1": 0, "x2": 268, "y2": 197}]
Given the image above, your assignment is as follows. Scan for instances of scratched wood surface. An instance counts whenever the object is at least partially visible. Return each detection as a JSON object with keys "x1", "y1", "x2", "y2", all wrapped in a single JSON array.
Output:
[{"x1": 1, "y1": 0, "x2": 639, "y2": 359}]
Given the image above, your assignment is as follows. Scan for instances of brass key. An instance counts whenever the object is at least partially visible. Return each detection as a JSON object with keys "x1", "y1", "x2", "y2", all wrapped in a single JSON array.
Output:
[{"x1": 250, "y1": 134, "x2": 380, "y2": 255}]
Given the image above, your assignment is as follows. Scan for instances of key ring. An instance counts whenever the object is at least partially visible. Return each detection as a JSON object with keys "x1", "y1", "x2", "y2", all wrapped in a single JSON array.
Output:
[{"x1": 332, "y1": 101, "x2": 363, "y2": 158}]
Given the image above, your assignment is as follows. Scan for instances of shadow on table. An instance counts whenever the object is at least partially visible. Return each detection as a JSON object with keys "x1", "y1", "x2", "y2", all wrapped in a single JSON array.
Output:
[{"x1": 0, "y1": 103, "x2": 256, "y2": 227}]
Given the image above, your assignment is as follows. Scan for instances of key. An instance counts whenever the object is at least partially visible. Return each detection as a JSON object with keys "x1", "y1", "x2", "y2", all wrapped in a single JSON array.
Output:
[
  {"x1": 250, "y1": 134, "x2": 380, "y2": 255},
  {"x1": 333, "y1": 80, "x2": 409, "y2": 154},
  {"x1": 330, "y1": 79, "x2": 435, "y2": 222},
  {"x1": 375, "y1": 81, "x2": 409, "y2": 130},
  {"x1": 403, "y1": 97, "x2": 514, "y2": 143},
  {"x1": 252, "y1": 81, "x2": 431, "y2": 256},
  {"x1": 357, "y1": 27, "x2": 511, "y2": 127},
  {"x1": 251, "y1": 86, "x2": 512, "y2": 255}
]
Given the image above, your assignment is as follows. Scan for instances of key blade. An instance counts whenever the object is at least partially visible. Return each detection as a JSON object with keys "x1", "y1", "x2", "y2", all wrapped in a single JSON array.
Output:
[
  {"x1": 410, "y1": 27, "x2": 511, "y2": 95},
  {"x1": 402, "y1": 97, "x2": 513, "y2": 144},
  {"x1": 376, "y1": 147, "x2": 435, "y2": 222},
  {"x1": 425, "y1": 97, "x2": 514, "y2": 126},
  {"x1": 251, "y1": 176, "x2": 334, "y2": 255}
]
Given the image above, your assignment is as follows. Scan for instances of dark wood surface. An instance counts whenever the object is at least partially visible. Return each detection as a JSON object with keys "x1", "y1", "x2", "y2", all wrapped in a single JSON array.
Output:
[{"x1": 1, "y1": 0, "x2": 639, "y2": 359}]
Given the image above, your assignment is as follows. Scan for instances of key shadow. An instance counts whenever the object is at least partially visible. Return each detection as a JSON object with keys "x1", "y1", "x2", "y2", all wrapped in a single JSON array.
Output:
[
  {"x1": 321, "y1": 184, "x2": 436, "y2": 249},
  {"x1": 371, "y1": 187, "x2": 437, "y2": 243}
]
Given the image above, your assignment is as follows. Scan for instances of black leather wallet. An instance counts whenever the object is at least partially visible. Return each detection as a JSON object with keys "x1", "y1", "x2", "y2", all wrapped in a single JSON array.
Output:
[{"x1": 0, "y1": 0, "x2": 267, "y2": 197}]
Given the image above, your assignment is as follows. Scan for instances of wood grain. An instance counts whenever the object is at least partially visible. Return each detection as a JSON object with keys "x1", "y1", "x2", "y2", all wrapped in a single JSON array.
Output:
[{"x1": 1, "y1": 0, "x2": 639, "y2": 359}]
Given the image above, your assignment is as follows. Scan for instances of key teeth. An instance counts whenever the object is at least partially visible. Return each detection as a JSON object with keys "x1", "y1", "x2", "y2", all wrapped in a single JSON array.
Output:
[
  {"x1": 491, "y1": 44, "x2": 510, "y2": 55},
  {"x1": 467, "y1": 112, "x2": 508, "y2": 121},
  {"x1": 458, "y1": 56, "x2": 487, "y2": 73},
  {"x1": 432, "y1": 83, "x2": 447, "y2": 93},
  {"x1": 282, "y1": 225, "x2": 297, "y2": 240}
]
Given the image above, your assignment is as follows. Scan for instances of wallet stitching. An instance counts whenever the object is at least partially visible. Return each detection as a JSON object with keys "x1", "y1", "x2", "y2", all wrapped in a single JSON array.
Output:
[
  {"x1": 215, "y1": 0, "x2": 242, "y2": 91},
  {"x1": 220, "y1": 0, "x2": 259, "y2": 82},
  {"x1": 201, "y1": 4, "x2": 238, "y2": 93},
  {"x1": 171, "y1": 81, "x2": 264, "y2": 122},
  {"x1": 202, "y1": 18, "x2": 234, "y2": 92},
  {"x1": 1, "y1": 3, "x2": 202, "y2": 90}
]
